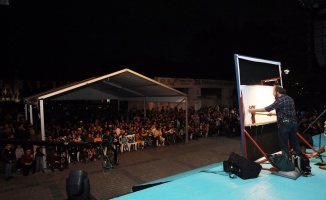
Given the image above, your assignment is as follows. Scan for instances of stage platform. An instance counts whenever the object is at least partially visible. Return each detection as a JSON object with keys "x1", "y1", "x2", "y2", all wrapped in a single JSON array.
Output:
[{"x1": 112, "y1": 134, "x2": 326, "y2": 200}]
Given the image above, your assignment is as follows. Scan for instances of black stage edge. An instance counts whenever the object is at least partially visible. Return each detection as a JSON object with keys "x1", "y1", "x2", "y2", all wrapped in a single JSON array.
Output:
[{"x1": 132, "y1": 181, "x2": 170, "y2": 192}]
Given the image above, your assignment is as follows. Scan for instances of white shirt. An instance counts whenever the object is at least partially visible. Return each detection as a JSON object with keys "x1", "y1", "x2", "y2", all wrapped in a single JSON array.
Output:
[{"x1": 15, "y1": 147, "x2": 24, "y2": 159}]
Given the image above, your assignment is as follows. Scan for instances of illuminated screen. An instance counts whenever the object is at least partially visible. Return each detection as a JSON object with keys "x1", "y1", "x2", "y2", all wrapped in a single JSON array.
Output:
[{"x1": 241, "y1": 85, "x2": 277, "y2": 126}]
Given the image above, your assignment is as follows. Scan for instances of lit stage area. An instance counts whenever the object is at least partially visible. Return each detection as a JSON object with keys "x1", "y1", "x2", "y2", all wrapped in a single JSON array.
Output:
[{"x1": 112, "y1": 133, "x2": 326, "y2": 200}]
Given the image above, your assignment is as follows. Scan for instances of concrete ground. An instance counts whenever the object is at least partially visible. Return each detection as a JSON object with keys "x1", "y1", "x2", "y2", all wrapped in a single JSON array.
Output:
[{"x1": 0, "y1": 135, "x2": 242, "y2": 200}]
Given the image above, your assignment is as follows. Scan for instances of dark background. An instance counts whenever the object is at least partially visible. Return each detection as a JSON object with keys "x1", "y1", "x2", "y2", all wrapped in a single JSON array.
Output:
[{"x1": 1, "y1": 0, "x2": 326, "y2": 108}]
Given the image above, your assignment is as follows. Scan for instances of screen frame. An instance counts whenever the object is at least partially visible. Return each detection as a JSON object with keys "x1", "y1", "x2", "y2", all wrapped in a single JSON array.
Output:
[{"x1": 234, "y1": 54, "x2": 283, "y2": 159}]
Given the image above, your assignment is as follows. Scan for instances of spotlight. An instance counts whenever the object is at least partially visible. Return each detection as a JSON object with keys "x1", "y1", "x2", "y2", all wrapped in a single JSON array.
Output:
[
  {"x1": 66, "y1": 170, "x2": 90, "y2": 200},
  {"x1": 284, "y1": 69, "x2": 290, "y2": 75}
]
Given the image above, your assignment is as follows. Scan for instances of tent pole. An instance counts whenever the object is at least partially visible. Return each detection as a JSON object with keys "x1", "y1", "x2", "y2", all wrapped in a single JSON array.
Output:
[
  {"x1": 40, "y1": 100, "x2": 45, "y2": 141},
  {"x1": 24, "y1": 104, "x2": 28, "y2": 121},
  {"x1": 185, "y1": 97, "x2": 188, "y2": 143},
  {"x1": 143, "y1": 98, "x2": 146, "y2": 120},
  {"x1": 29, "y1": 105, "x2": 33, "y2": 125}
]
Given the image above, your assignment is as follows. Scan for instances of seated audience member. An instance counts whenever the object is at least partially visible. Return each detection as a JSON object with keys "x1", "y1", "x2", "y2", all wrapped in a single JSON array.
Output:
[
  {"x1": 135, "y1": 131, "x2": 143, "y2": 149},
  {"x1": 47, "y1": 151, "x2": 61, "y2": 172},
  {"x1": 21, "y1": 149, "x2": 34, "y2": 176},
  {"x1": 85, "y1": 133, "x2": 94, "y2": 143},
  {"x1": 154, "y1": 126, "x2": 165, "y2": 147},
  {"x1": 166, "y1": 127, "x2": 176, "y2": 145},
  {"x1": 15, "y1": 144, "x2": 24, "y2": 172},
  {"x1": 80, "y1": 147, "x2": 89, "y2": 163},
  {"x1": 93, "y1": 133, "x2": 102, "y2": 143},
  {"x1": 88, "y1": 147, "x2": 97, "y2": 161},
  {"x1": 310, "y1": 121, "x2": 326, "y2": 170}
]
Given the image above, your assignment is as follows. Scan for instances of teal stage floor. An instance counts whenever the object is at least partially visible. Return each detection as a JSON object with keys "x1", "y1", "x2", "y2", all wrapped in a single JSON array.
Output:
[{"x1": 112, "y1": 133, "x2": 326, "y2": 200}]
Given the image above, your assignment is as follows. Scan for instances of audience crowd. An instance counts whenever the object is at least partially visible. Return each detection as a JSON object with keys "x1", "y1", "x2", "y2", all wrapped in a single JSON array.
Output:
[{"x1": 1, "y1": 100, "x2": 325, "y2": 180}]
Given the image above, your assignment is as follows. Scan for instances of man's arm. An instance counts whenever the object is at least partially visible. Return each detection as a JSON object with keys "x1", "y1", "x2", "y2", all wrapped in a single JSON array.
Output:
[
  {"x1": 248, "y1": 108, "x2": 275, "y2": 116},
  {"x1": 248, "y1": 108, "x2": 267, "y2": 113}
]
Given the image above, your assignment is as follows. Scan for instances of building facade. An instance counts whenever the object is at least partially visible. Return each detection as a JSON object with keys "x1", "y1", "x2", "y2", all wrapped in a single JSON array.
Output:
[{"x1": 129, "y1": 77, "x2": 236, "y2": 111}]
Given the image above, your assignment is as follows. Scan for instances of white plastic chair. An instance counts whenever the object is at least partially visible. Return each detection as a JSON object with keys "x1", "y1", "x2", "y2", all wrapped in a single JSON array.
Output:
[{"x1": 126, "y1": 134, "x2": 138, "y2": 151}]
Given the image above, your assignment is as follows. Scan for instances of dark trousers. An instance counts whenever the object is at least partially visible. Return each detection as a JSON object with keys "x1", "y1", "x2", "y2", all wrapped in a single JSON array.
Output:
[
  {"x1": 49, "y1": 161, "x2": 62, "y2": 171},
  {"x1": 16, "y1": 158, "x2": 22, "y2": 170},
  {"x1": 22, "y1": 165, "x2": 32, "y2": 176},
  {"x1": 278, "y1": 122, "x2": 302, "y2": 156},
  {"x1": 4, "y1": 162, "x2": 12, "y2": 179}
]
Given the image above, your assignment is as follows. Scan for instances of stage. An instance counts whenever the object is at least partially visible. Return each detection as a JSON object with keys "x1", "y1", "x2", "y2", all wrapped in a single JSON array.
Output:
[{"x1": 112, "y1": 134, "x2": 326, "y2": 200}]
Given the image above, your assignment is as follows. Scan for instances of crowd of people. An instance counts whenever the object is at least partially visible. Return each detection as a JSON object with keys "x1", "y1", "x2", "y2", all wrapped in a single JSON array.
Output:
[
  {"x1": 1, "y1": 100, "x2": 325, "y2": 180},
  {"x1": 1, "y1": 105, "x2": 242, "y2": 143},
  {"x1": 0, "y1": 103, "x2": 243, "y2": 179}
]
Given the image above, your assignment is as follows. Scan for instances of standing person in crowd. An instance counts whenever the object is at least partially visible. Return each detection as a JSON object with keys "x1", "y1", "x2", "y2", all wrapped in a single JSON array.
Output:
[
  {"x1": 113, "y1": 124, "x2": 121, "y2": 136},
  {"x1": 21, "y1": 149, "x2": 34, "y2": 176},
  {"x1": 34, "y1": 146, "x2": 45, "y2": 173},
  {"x1": 2, "y1": 143, "x2": 15, "y2": 181},
  {"x1": 15, "y1": 144, "x2": 24, "y2": 171},
  {"x1": 60, "y1": 151, "x2": 69, "y2": 170},
  {"x1": 47, "y1": 151, "x2": 60, "y2": 172},
  {"x1": 102, "y1": 131, "x2": 113, "y2": 144},
  {"x1": 104, "y1": 132, "x2": 119, "y2": 166},
  {"x1": 154, "y1": 126, "x2": 164, "y2": 147},
  {"x1": 112, "y1": 132, "x2": 120, "y2": 151},
  {"x1": 68, "y1": 144, "x2": 78, "y2": 164}
]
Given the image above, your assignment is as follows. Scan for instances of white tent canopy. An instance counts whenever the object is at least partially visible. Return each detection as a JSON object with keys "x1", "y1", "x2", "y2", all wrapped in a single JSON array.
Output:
[{"x1": 24, "y1": 68, "x2": 188, "y2": 142}]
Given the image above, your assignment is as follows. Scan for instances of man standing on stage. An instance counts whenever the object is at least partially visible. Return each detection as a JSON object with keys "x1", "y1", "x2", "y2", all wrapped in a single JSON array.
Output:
[{"x1": 248, "y1": 85, "x2": 302, "y2": 157}]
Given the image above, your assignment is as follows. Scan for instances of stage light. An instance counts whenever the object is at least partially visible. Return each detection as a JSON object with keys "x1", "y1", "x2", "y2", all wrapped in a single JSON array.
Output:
[
  {"x1": 284, "y1": 69, "x2": 290, "y2": 75},
  {"x1": 66, "y1": 170, "x2": 90, "y2": 200}
]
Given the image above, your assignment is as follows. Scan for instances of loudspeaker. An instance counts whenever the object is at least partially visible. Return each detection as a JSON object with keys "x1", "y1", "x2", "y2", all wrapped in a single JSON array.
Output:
[
  {"x1": 66, "y1": 170, "x2": 90, "y2": 200},
  {"x1": 227, "y1": 152, "x2": 262, "y2": 180},
  {"x1": 223, "y1": 160, "x2": 231, "y2": 172}
]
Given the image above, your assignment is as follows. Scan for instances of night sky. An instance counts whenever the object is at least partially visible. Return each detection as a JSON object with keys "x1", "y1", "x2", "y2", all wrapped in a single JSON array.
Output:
[{"x1": 0, "y1": 0, "x2": 321, "y2": 82}]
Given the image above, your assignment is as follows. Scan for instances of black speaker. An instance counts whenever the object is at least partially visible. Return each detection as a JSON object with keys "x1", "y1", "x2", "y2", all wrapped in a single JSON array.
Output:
[
  {"x1": 66, "y1": 170, "x2": 90, "y2": 200},
  {"x1": 227, "y1": 152, "x2": 262, "y2": 180},
  {"x1": 223, "y1": 160, "x2": 231, "y2": 172}
]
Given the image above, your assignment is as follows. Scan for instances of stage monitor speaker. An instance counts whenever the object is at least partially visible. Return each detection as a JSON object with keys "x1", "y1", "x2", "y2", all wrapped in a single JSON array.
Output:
[
  {"x1": 66, "y1": 170, "x2": 90, "y2": 200},
  {"x1": 227, "y1": 152, "x2": 262, "y2": 180}
]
